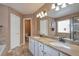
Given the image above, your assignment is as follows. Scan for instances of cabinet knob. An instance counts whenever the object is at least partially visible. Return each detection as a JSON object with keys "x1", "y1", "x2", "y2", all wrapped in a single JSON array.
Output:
[{"x1": 42, "y1": 51, "x2": 43, "y2": 52}]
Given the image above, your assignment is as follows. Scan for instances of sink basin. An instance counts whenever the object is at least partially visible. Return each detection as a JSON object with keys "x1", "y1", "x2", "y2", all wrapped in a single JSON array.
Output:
[{"x1": 49, "y1": 42, "x2": 71, "y2": 49}]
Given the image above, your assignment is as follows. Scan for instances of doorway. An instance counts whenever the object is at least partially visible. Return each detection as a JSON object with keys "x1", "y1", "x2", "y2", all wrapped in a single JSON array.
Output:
[
  {"x1": 25, "y1": 20, "x2": 31, "y2": 41},
  {"x1": 23, "y1": 18, "x2": 32, "y2": 45}
]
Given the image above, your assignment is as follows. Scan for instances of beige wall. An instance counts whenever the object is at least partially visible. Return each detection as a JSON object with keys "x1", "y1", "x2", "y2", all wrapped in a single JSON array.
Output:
[
  {"x1": 32, "y1": 3, "x2": 52, "y2": 36},
  {"x1": 0, "y1": 4, "x2": 23, "y2": 55},
  {"x1": 0, "y1": 4, "x2": 10, "y2": 55}
]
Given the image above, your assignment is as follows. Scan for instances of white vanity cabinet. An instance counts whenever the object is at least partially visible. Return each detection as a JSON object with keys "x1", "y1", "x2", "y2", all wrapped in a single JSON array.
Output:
[
  {"x1": 34, "y1": 40, "x2": 39, "y2": 56},
  {"x1": 29, "y1": 37, "x2": 69, "y2": 56},
  {"x1": 29, "y1": 37, "x2": 35, "y2": 55},
  {"x1": 29, "y1": 38, "x2": 44, "y2": 56},
  {"x1": 38, "y1": 42, "x2": 44, "y2": 56},
  {"x1": 43, "y1": 45, "x2": 59, "y2": 56}
]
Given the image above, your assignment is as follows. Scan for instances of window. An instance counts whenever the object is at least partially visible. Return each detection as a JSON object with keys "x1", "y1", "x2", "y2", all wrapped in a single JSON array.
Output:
[{"x1": 57, "y1": 19, "x2": 70, "y2": 33}]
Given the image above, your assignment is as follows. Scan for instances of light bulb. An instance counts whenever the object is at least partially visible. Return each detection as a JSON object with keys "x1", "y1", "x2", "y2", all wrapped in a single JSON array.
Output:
[
  {"x1": 38, "y1": 13, "x2": 41, "y2": 18},
  {"x1": 61, "y1": 3, "x2": 67, "y2": 8},
  {"x1": 45, "y1": 12, "x2": 47, "y2": 16},
  {"x1": 41, "y1": 11, "x2": 44, "y2": 17},
  {"x1": 36, "y1": 14, "x2": 39, "y2": 18},
  {"x1": 51, "y1": 4, "x2": 55, "y2": 9},
  {"x1": 39, "y1": 13, "x2": 43, "y2": 18},
  {"x1": 55, "y1": 6, "x2": 60, "y2": 11},
  {"x1": 40, "y1": 15, "x2": 43, "y2": 18}
]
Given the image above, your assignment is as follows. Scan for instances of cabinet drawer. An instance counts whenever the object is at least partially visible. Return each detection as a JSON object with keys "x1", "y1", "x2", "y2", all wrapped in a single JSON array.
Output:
[
  {"x1": 44, "y1": 45, "x2": 59, "y2": 56},
  {"x1": 34, "y1": 40, "x2": 39, "y2": 56},
  {"x1": 60, "y1": 52, "x2": 68, "y2": 56}
]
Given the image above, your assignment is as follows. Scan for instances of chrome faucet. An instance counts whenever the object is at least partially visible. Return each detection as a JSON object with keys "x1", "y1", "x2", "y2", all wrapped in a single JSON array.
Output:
[{"x1": 58, "y1": 37, "x2": 65, "y2": 43}]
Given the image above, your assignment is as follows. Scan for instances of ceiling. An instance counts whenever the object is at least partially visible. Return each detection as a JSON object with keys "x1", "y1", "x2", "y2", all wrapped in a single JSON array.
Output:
[{"x1": 2, "y1": 3, "x2": 44, "y2": 14}]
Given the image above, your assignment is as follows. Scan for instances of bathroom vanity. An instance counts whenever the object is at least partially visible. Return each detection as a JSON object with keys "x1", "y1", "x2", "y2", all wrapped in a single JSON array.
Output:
[{"x1": 29, "y1": 36, "x2": 79, "y2": 56}]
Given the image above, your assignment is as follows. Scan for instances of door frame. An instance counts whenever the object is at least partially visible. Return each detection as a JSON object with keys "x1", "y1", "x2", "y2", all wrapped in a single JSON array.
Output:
[{"x1": 23, "y1": 18, "x2": 32, "y2": 45}]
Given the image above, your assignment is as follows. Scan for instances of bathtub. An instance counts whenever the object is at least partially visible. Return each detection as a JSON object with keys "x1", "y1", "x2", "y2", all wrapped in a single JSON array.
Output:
[{"x1": 0, "y1": 45, "x2": 6, "y2": 55}]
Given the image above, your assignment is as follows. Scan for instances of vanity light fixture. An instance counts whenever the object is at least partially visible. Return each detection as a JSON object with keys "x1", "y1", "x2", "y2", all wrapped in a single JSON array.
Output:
[
  {"x1": 39, "y1": 13, "x2": 41, "y2": 18},
  {"x1": 45, "y1": 12, "x2": 47, "y2": 16},
  {"x1": 36, "y1": 14, "x2": 39, "y2": 18},
  {"x1": 61, "y1": 3, "x2": 67, "y2": 8},
  {"x1": 41, "y1": 11, "x2": 45, "y2": 17},
  {"x1": 51, "y1": 3, "x2": 74, "y2": 11},
  {"x1": 36, "y1": 11, "x2": 47, "y2": 18},
  {"x1": 40, "y1": 14, "x2": 43, "y2": 18},
  {"x1": 36, "y1": 13, "x2": 41, "y2": 18}
]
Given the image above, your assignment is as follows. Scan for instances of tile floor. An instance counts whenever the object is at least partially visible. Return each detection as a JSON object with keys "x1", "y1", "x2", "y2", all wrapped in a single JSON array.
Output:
[{"x1": 6, "y1": 40, "x2": 32, "y2": 56}]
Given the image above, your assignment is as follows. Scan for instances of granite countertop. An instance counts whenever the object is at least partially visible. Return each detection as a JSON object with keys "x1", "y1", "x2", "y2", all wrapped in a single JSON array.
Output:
[{"x1": 30, "y1": 36, "x2": 79, "y2": 56}]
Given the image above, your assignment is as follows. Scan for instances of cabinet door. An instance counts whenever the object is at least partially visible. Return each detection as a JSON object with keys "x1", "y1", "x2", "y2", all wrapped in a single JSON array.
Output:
[
  {"x1": 38, "y1": 42, "x2": 44, "y2": 56},
  {"x1": 34, "y1": 40, "x2": 39, "y2": 56},
  {"x1": 44, "y1": 45, "x2": 59, "y2": 56},
  {"x1": 29, "y1": 38, "x2": 35, "y2": 55}
]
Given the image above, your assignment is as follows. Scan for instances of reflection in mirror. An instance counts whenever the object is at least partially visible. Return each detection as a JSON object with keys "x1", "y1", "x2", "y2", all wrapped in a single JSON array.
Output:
[
  {"x1": 56, "y1": 18, "x2": 79, "y2": 42},
  {"x1": 56, "y1": 19, "x2": 71, "y2": 40},
  {"x1": 72, "y1": 18, "x2": 79, "y2": 42},
  {"x1": 40, "y1": 19, "x2": 48, "y2": 36},
  {"x1": 57, "y1": 19, "x2": 70, "y2": 33}
]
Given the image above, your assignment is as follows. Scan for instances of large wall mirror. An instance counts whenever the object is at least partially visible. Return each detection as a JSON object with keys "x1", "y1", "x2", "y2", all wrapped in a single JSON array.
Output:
[
  {"x1": 40, "y1": 19, "x2": 48, "y2": 36},
  {"x1": 56, "y1": 17, "x2": 79, "y2": 42}
]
